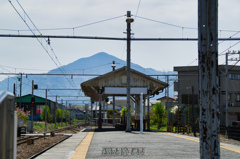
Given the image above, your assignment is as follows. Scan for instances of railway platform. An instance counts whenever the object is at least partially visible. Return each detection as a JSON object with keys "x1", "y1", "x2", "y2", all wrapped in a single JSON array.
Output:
[{"x1": 36, "y1": 126, "x2": 240, "y2": 159}]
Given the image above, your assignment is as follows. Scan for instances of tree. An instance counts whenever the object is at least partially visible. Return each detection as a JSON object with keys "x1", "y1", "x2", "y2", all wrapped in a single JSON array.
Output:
[
  {"x1": 121, "y1": 106, "x2": 134, "y2": 116},
  {"x1": 64, "y1": 109, "x2": 70, "y2": 121},
  {"x1": 152, "y1": 102, "x2": 166, "y2": 128},
  {"x1": 40, "y1": 105, "x2": 52, "y2": 122},
  {"x1": 56, "y1": 109, "x2": 62, "y2": 120}
]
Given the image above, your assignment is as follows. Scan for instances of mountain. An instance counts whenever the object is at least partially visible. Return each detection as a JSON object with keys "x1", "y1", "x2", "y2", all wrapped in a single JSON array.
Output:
[{"x1": 0, "y1": 52, "x2": 176, "y2": 104}]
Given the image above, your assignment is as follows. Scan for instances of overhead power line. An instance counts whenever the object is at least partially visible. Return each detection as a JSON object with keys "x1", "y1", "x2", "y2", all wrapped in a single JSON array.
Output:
[
  {"x1": 8, "y1": 0, "x2": 81, "y2": 94},
  {"x1": 0, "y1": 15, "x2": 125, "y2": 32},
  {"x1": 1, "y1": 34, "x2": 240, "y2": 41}
]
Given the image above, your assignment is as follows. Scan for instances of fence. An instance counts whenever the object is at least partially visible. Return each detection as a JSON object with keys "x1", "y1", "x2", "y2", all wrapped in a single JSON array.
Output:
[{"x1": 220, "y1": 126, "x2": 240, "y2": 141}]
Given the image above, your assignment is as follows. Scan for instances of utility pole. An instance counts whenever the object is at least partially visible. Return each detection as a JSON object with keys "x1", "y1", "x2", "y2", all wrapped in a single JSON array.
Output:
[
  {"x1": 85, "y1": 103, "x2": 87, "y2": 125},
  {"x1": 140, "y1": 93, "x2": 143, "y2": 134},
  {"x1": 112, "y1": 61, "x2": 116, "y2": 127},
  {"x1": 147, "y1": 93, "x2": 150, "y2": 130},
  {"x1": 192, "y1": 86, "x2": 196, "y2": 137},
  {"x1": 225, "y1": 52, "x2": 229, "y2": 139},
  {"x1": 103, "y1": 100, "x2": 105, "y2": 124},
  {"x1": 45, "y1": 89, "x2": 47, "y2": 132},
  {"x1": 198, "y1": 0, "x2": 220, "y2": 158},
  {"x1": 31, "y1": 80, "x2": 34, "y2": 133},
  {"x1": 19, "y1": 73, "x2": 22, "y2": 108},
  {"x1": 166, "y1": 75, "x2": 169, "y2": 123},
  {"x1": 91, "y1": 100, "x2": 93, "y2": 126},
  {"x1": 106, "y1": 99, "x2": 108, "y2": 124},
  {"x1": 126, "y1": 11, "x2": 134, "y2": 132},
  {"x1": 13, "y1": 83, "x2": 16, "y2": 96},
  {"x1": 55, "y1": 96, "x2": 57, "y2": 128},
  {"x1": 61, "y1": 99, "x2": 63, "y2": 127},
  {"x1": 98, "y1": 89, "x2": 103, "y2": 130}
]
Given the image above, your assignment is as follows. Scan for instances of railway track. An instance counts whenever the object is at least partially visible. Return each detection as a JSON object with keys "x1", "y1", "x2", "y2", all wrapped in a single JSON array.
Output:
[{"x1": 17, "y1": 123, "x2": 84, "y2": 146}]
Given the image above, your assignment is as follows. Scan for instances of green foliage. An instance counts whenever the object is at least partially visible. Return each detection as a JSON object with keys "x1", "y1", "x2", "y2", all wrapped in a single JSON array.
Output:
[
  {"x1": 56, "y1": 109, "x2": 62, "y2": 119},
  {"x1": 152, "y1": 102, "x2": 167, "y2": 128},
  {"x1": 56, "y1": 109, "x2": 70, "y2": 121},
  {"x1": 40, "y1": 105, "x2": 52, "y2": 122},
  {"x1": 121, "y1": 106, "x2": 134, "y2": 116},
  {"x1": 107, "y1": 109, "x2": 120, "y2": 118},
  {"x1": 64, "y1": 109, "x2": 70, "y2": 121},
  {"x1": 15, "y1": 103, "x2": 30, "y2": 124},
  {"x1": 150, "y1": 125, "x2": 166, "y2": 131}
]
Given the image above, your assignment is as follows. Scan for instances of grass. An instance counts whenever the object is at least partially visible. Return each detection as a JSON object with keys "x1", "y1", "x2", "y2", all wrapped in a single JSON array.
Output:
[
  {"x1": 150, "y1": 124, "x2": 167, "y2": 131},
  {"x1": 33, "y1": 119, "x2": 81, "y2": 133}
]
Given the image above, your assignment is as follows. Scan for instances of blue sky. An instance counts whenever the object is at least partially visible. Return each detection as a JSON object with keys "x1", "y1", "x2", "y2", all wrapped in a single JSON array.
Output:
[{"x1": 0, "y1": 0, "x2": 240, "y2": 82}]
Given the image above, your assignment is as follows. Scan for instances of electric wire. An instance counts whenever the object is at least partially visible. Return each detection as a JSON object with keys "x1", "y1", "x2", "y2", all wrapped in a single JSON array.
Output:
[
  {"x1": 134, "y1": 15, "x2": 196, "y2": 30},
  {"x1": 135, "y1": 0, "x2": 142, "y2": 20},
  {"x1": 9, "y1": 0, "x2": 80, "y2": 94},
  {"x1": 0, "y1": 15, "x2": 125, "y2": 33}
]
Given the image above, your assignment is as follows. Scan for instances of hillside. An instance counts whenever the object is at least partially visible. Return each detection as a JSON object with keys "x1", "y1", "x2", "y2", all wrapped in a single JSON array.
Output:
[{"x1": 0, "y1": 52, "x2": 176, "y2": 103}]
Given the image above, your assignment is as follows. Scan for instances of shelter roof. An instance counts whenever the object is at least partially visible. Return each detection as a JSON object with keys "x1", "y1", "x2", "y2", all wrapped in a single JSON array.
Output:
[
  {"x1": 15, "y1": 94, "x2": 52, "y2": 104},
  {"x1": 81, "y1": 66, "x2": 168, "y2": 101}
]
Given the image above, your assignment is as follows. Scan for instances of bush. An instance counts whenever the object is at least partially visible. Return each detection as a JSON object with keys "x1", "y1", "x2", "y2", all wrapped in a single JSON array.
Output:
[
  {"x1": 15, "y1": 103, "x2": 30, "y2": 124},
  {"x1": 40, "y1": 105, "x2": 52, "y2": 122}
]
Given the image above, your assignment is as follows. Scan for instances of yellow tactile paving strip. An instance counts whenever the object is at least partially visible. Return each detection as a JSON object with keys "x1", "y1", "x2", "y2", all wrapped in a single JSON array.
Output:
[
  {"x1": 159, "y1": 132, "x2": 240, "y2": 154},
  {"x1": 70, "y1": 128, "x2": 95, "y2": 159}
]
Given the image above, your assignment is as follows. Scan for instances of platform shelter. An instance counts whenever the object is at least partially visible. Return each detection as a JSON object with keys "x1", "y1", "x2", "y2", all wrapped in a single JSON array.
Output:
[{"x1": 80, "y1": 66, "x2": 168, "y2": 130}]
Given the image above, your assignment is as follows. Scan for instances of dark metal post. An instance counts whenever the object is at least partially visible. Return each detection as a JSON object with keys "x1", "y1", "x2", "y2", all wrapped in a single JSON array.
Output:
[
  {"x1": 45, "y1": 89, "x2": 47, "y2": 132},
  {"x1": 225, "y1": 52, "x2": 228, "y2": 138},
  {"x1": 91, "y1": 100, "x2": 93, "y2": 126},
  {"x1": 98, "y1": 90, "x2": 102, "y2": 130},
  {"x1": 198, "y1": 0, "x2": 220, "y2": 158},
  {"x1": 55, "y1": 96, "x2": 57, "y2": 128},
  {"x1": 147, "y1": 95, "x2": 150, "y2": 130},
  {"x1": 113, "y1": 96, "x2": 115, "y2": 127},
  {"x1": 166, "y1": 75, "x2": 169, "y2": 123},
  {"x1": 103, "y1": 100, "x2": 105, "y2": 124},
  {"x1": 19, "y1": 73, "x2": 22, "y2": 108},
  {"x1": 13, "y1": 83, "x2": 15, "y2": 95},
  {"x1": 61, "y1": 99, "x2": 63, "y2": 127},
  {"x1": 192, "y1": 86, "x2": 196, "y2": 137},
  {"x1": 31, "y1": 80, "x2": 34, "y2": 133},
  {"x1": 112, "y1": 61, "x2": 116, "y2": 127},
  {"x1": 126, "y1": 11, "x2": 134, "y2": 132}
]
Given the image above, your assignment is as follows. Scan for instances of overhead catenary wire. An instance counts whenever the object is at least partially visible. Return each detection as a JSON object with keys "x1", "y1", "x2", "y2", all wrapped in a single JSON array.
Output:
[
  {"x1": 9, "y1": 0, "x2": 81, "y2": 94},
  {"x1": 0, "y1": 15, "x2": 125, "y2": 33},
  {"x1": 4, "y1": 2, "x2": 240, "y2": 78}
]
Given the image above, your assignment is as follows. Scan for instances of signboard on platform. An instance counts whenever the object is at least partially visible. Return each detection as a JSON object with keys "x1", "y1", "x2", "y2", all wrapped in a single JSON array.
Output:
[{"x1": 104, "y1": 87, "x2": 147, "y2": 95}]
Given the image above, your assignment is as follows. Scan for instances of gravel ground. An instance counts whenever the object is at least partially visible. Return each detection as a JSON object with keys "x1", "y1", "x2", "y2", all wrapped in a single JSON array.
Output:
[
  {"x1": 17, "y1": 135, "x2": 67, "y2": 159},
  {"x1": 183, "y1": 132, "x2": 240, "y2": 146},
  {"x1": 17, "y1": 126, "x2": 83, "y2": 159}
]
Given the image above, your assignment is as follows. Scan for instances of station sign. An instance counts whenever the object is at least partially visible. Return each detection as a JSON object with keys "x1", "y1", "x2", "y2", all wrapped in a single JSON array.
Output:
[{"x1": 104, "y1": 87, "x2": 147, "y2": 95}]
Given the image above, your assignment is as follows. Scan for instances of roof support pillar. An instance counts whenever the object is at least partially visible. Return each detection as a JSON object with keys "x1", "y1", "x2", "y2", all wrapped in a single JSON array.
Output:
[{"x1": 98, "y1": 90, "x2": 103, "y2": 130}]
